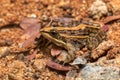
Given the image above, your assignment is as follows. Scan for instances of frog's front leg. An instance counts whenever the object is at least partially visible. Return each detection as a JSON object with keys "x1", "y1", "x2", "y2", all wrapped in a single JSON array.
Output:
[
  {"x1": 41, "y1": 32, "x2": 75, "y2": 63},
  {"x1": 57, "y1": 42, "x2": 75, "y2": 63},
  {"x1": 64, "y1": 43, "x2": 75, "y2": 63}
]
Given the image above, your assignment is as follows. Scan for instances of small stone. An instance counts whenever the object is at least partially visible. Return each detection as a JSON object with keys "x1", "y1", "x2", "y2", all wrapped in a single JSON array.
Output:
[
  {"x1": 65, "y1": 70, "x2": 77, "y2": 80},
  {"x1": 82, "y1": 48, "x2": 88, "y2": 52},
  {"x1": 71, "y1": 56, "x2": 87, "y2": 65},
  {"x1": 0, "y1": 18, "x2": 4, "y2": 23},
  {"x1": 34, "y1": 72, "x2": 40, "y2": 79},
  {"x1": 27, "y1": 14, "x2": 37, "y2": 18},
  {"x1": 77, "y1": 64, "x2": 120, "y2": 80},
  {"x1": 33, "y1": 59, "x2": 46, "y2": 71},
  {"x1": 89, "y1": 0, "x2": 108, "y2": 19},
  {"x1": 0, "y1": 47, "x2": 9, "y2": 58},
  {"x1": 57, "y1": 50, "x2": 68, "y2": 62},
  {"x1": 42, "y1": 15, "x2": 48, "y2": 21}
]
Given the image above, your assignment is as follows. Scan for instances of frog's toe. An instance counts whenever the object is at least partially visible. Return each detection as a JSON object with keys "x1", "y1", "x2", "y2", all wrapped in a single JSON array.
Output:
[{"x1": 57, "y1": 50, "x2": 74, "y2": 63}]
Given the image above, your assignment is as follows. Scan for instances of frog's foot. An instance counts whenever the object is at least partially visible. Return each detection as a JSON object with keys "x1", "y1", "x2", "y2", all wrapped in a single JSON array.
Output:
[{"x1": 57, "y1": 50, "x2": 75, "y2": 64}]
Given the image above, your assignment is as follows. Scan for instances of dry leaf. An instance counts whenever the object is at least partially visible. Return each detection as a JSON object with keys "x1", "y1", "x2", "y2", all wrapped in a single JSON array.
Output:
[
  {"x1": 51, "y1": 45, "x2": 62, "y2": 56},
  {"x1": 100, "y1": 25, "x2": 109, "y2": 32},
  {"x1": 26, "y1": 49, "x2": 38, "y2": 60},
  {"x1": 102, "y1": 15, "x2": 120, "y2": 24},
  {"x1": 20, "y1": 18, "x2": 41, "y2": 48},
  {"x1": 20, "y1": 17, "x2": 39, "y2": 30},
  {"x1": 46, "y1": 60, "x2": 72, "y2": 71}
]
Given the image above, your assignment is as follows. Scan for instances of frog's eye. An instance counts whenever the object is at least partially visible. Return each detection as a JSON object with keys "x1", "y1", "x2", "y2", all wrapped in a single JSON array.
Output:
[
  {"x1": 50, "y1": 29, "x2": 58, "y2": 34},
  {"x1": 49, "y1": 29, "x2": 59, "y2": 37}
]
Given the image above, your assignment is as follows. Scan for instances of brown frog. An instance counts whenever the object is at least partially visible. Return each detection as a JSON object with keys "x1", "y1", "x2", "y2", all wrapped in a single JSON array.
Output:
[{"x1": 40, "y1": 22, "x2": 106, "y2": 63}]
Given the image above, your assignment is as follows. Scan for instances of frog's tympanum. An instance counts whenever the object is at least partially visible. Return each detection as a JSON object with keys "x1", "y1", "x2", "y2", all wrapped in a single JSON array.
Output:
[{"x1": 40, "y1": 22, "x2": 106, "y2": 63}]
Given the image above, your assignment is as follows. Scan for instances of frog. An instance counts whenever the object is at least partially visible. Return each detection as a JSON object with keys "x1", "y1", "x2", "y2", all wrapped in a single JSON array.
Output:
[{"x1": 39, "y1": 22, "x2": 106, "y2": 63}]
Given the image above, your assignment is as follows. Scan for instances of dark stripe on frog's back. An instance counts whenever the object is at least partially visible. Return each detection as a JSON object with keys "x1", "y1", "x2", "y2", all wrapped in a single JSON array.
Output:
[
  {"x1": 46, "y1": 25, "x2": 100, "y2": 45},
  {"x1": 58, "y1": 27, "x2": 99, "y2": 36}
]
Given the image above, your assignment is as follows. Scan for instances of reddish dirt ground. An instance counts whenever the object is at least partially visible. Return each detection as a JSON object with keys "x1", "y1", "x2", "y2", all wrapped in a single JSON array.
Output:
[{"x1": 0, "y1": 0, "x2": 120, "y2": 80}]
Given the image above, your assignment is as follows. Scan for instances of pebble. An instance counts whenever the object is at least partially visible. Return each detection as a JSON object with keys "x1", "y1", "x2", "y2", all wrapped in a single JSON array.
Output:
[
  {"x1": 27, "y1": 14, "x2": 37, "y2": 18},
  {"x1": 89, "y1": 0, "x2": 108, "y2": 19},
  {"x1": 77, "y1": 63, "x2": 120, "y2": 80},
  {"x1": 70, "y1": 56, "x2": 87, "y2": 65},
  {"x1": 0, "y1": 47, "x2": 9, "y2": 58}
]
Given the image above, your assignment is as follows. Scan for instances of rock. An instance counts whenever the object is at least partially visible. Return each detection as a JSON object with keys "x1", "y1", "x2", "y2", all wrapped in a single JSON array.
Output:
[
  {"x1": 76, "y1": 63, "x2": 120, "y2": 80},
  {"x1": 70, "y1": 56, "x2": 87, "y2": 65},
  {"x1": 91, "y1": 40, "x2": 115, "y2": 59},
  {"x1": 27, "y1": 14, "x2": 37, "y2": 18},
  {"x1": 0, "y1": 47, "x2": 9, "y2": 58},
  {"x1": 89, "y1": 0, "x2": 108, "y2": 19},
  {"x1": 65, "y1": 70, "x2": 77, "y2": 80},
  {"x1": 7, "y1": 60, "x2": 27, "y2": 80},
  {"x1": 33, "y1": 59, "x2": 46, "y2": 71}
]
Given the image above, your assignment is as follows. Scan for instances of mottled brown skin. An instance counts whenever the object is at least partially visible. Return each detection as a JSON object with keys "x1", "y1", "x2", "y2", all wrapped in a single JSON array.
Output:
[{"x1": 40, "y1": 23, "x2": 105, "y2": 63}]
